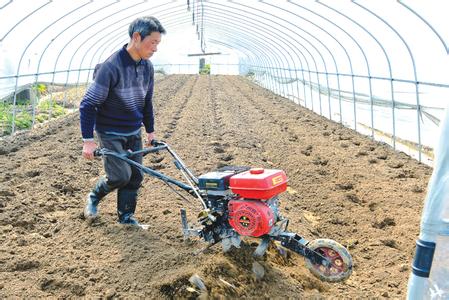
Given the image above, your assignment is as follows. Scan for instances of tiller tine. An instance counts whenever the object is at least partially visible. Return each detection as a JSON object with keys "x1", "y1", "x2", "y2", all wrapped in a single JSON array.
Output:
[
  {"x1": 180, "y1": 208, "x2": 201, "y2": 239},
  {"x1": 253, "y1": 236, "x2": 270, "y2": 257}
]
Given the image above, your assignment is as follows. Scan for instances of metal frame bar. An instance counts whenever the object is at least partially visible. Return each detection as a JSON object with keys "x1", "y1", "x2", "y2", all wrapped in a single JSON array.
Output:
[
  {"x1": 0, "y1": 0, "x2": 52, "y2": 42},
  {"x1": 317, "y1": 1, "x2": 398, "y2": 149},
  {"x1": 353, "y1": 1, "x2": 423, "y2": 161}
]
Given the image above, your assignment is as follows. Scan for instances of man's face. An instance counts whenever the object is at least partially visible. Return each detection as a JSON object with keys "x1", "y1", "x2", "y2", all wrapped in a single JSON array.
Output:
[{"x1": 137, "y1": 31, "x2": 161, "y2": 60}]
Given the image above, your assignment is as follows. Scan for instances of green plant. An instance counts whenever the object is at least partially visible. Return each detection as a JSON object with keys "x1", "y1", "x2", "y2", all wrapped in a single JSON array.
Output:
[
  {"x1": 199, "y1": 64, "x2": 211, "y2": 75},
  {"x1": 36, "y1": 114, "x2": 48, "y2": 123},
  {"x1": 0, "y1": 93, "x2": 68, "y2": 136},
  {"x1": 33, "y1": 83, "x2": 47, "y2": 95},
  {"x1": 38, "y1": 99, "x2": 66, "y2": 117},
  {"x1": 0, "y1": 105, "x2": 10, "y2": 130},
  {"x1": 0, "y1": 105, "x2": 33, "y2": 135},
  {"x1": 14, "y1": 110, "x2": 33, "y2": 130}
]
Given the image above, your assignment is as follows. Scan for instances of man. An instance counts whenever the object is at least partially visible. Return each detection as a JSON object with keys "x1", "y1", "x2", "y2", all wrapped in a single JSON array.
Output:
[{"x1": 79, "y1": 16, "x2": 165, "y2": 226}]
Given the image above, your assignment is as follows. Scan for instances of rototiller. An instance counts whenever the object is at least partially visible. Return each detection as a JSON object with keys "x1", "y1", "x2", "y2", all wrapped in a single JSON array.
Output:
[{"x1": 95, "y1": 140, "x2": 353, "y2": 282}]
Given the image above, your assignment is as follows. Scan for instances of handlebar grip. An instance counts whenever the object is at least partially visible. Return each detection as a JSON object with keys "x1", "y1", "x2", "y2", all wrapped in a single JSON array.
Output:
[
  {"x1": 93, "y1": 149, "x2": 102, "y2": 157},
  {"x1": 150, "y1": 139, "x2": 164, "y2": 147}
]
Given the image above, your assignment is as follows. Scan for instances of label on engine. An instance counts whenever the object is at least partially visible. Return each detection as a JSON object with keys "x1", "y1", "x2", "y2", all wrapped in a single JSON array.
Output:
[
  {"x1": 205, "y1": 182, "x2": 218, "y2": 188},
  {"x1": 239, "y1": 216, "x2": 251, "y2": 228},
  {"x1": 272, "y1": 175, "x2": 283, "y2": 186}
]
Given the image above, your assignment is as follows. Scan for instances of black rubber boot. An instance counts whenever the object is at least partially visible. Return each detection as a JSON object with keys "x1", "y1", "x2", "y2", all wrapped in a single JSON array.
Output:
[
  {"x1": 117, "y1": 189, "x2": 140, "y2": 226},
  {"x1": 84, "y1": 177, "x2": 111, "y2": 219}
]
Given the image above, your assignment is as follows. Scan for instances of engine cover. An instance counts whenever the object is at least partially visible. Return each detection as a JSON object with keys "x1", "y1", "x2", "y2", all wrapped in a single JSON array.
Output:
[
  {"x1": 229, "y1": 168, "x2": 288, "y2": 199},
  {"x1": 228, "y1": 199, "x2": 275, "y2": 237}
]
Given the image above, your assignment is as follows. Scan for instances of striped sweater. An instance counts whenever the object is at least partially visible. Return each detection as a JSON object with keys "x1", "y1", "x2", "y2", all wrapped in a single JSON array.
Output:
[{"x1": 79, "y1": 45, "x2": 155, "y2": 139}]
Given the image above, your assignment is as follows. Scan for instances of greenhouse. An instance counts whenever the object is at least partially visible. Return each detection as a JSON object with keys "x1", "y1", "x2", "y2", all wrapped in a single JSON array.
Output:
[{"x1": 0, "y1": 0, "x2": 448, "y2": 298}]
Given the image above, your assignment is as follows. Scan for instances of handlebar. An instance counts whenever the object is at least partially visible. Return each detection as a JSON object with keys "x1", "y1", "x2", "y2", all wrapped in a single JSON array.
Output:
[
  {"x1": 150, "y1": 139, "x2": 165, "y2": 147},
  {"x1": 93, "y1": 149, "x2": 103, "y2": 157},
  {"x1": 93, "y1": 139, "x2": 168, "y2": 158},
  {"x1": 89, "y1": 139, "x2": 202, "y2": 202}
]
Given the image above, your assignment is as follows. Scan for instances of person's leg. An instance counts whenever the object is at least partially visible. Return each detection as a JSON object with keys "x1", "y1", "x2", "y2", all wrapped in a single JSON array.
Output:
[
  {"x1": 117, "y1": 189, "x2": 139, "y2": 224},
  {"x1": 99, "y1": 133, "x2": 132, "y2": 189},
  {"x1": 84, "y1": 132, "x2": 132, "y2": 219},
  {"x1": 84, "y1": 176, "x2": 112, "y2": 218},
  {"x1": 117, "y1": 133, "x2": 144, "y2": 225}
]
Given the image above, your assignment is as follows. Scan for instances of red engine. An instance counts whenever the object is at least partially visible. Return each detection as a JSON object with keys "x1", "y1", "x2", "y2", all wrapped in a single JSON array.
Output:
[
  {"x1": 228, "y1": 199, "x2": 278, "y2": 237},
  {"x1": 227, "y1": 168, "x2": 288, "y2": 237}
]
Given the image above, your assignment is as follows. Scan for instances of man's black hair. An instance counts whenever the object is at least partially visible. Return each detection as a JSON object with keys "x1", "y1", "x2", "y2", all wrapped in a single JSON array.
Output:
[{"x1": 128, "y1": 16, "x2": 166, "y2": 40}]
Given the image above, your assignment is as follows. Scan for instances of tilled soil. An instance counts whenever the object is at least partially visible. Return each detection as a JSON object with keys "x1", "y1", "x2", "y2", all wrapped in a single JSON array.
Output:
[{"x1": 0, "y1": 75, "x2": 432, "y2": 299}]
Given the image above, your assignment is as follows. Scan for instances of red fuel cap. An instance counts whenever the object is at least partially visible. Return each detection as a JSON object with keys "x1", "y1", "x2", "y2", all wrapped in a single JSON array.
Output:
[{"x1": 250, "y1": 168, "x2": 264, "y2": 174}]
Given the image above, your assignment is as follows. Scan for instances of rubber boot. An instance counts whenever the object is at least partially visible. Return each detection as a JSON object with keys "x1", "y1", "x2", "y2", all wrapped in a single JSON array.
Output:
[
  {"x1": 84, "y1": 177, "x2": 111, "y2": 218},
  {"x1": 117, "y1": 189, "x2": 140, "y2": 226}
]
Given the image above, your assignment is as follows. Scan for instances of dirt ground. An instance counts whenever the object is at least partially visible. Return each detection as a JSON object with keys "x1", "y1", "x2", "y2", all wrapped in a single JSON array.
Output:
[{"x1": 0, "y1": 75, "x2": 432, "y2": 299}]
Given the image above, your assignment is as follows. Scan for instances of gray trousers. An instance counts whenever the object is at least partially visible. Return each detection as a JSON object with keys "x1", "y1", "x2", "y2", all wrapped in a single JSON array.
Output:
[{"x1": 97, "y1": 131, "x2": 144, "y2": 191}]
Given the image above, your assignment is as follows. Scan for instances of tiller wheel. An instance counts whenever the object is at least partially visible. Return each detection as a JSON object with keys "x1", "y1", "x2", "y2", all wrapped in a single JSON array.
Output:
[{"x1": 304, "y1": 239, "x2": 353, "y2": 282}]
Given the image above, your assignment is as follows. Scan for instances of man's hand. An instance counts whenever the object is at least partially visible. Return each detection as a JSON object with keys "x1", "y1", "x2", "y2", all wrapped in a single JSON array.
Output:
[
  {"x1": 82, "y1": 140, "x2": 97, "y2": 160},
  {"x1": 145, "y1": 132, "x2": 155, "y2": 147}
]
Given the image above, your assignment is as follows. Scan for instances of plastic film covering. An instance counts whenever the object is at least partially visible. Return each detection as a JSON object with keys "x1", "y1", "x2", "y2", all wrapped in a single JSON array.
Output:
[{"x1": 0, "y1": 0, "x2": 448, "y2": 165}]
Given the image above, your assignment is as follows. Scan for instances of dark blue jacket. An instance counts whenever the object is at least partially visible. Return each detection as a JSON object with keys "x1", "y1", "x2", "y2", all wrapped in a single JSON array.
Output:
[{"x1": 80, "y1": 45, "x2": 154, "y2": 139}]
